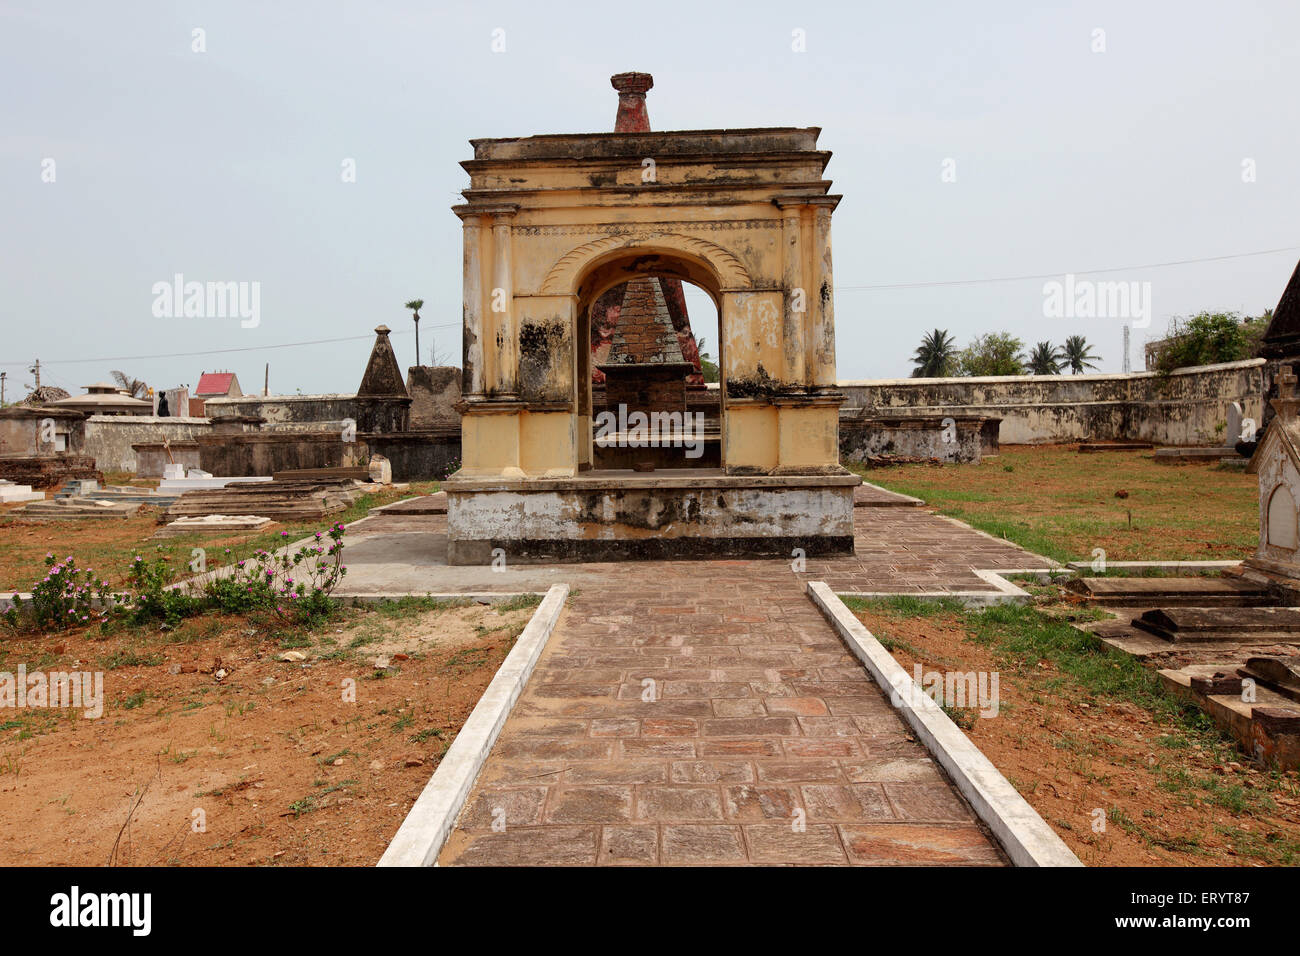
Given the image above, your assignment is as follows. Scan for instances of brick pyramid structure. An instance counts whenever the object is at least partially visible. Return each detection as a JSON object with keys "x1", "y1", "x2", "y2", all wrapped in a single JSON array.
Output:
[
  {"x1": 590, "y1": 72, "x2": 704, "y2": 387},
  {"x1": 604, "y1": 277, "x2": 688, "y2": 366},
  {"x1": 598, "y1": 277, "x2": 692, "y2": 416}
]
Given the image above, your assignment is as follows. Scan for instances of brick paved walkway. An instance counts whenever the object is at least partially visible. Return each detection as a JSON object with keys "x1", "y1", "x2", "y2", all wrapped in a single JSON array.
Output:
[
  {"x1": 433, "y1": 543, "x2": 1038, "y2": 865},
  {"x1": 345, "y1": 499, "x2": 1050, "y2": 865}
]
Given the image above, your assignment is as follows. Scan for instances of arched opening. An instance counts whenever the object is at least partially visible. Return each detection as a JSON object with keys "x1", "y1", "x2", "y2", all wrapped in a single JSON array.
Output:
[{"x1": 574, "y1": 250, "x2": 725, "y2": 473}]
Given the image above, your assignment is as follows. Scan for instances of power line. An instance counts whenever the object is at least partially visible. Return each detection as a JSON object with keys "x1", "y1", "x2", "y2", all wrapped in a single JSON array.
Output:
[
  {"x1": 4, "y1": 244, "x2": 1295, "y2": 365},
  {"x1": 837, "y1": 245, "x2": 1300, "y2": 292},
  {"x1": 0, "y1": 322, "x2": 460, "y2": 367}
]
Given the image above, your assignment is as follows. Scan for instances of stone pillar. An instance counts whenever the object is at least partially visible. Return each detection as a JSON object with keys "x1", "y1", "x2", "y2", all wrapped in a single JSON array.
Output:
[
  {"x1": 810, "y1": 200, "x2": 838, "y2": 389},
  {"x1": 491, "y1": 211, "x2": 517, "y2": 397},
  {"x1": 459, "y1": 212, "x2": 485, "y2": 398},
  {"x1": 778, "y1": 201, "x2": 806, "y2": 386}
]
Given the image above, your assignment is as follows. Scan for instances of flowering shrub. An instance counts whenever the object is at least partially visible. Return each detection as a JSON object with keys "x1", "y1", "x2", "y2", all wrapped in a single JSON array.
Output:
[
  {"x1": 4, "y1": 524, "x2": 348, "y2": 635},
  {"x1": 126, "y1": 548, "x2": 203, "y2": 626},
  {"x1": 207, "y1": 523, "x2": 348, "y2": 625},
  {"x1": 2, "y1": 554, "x2": 114, "y2": 632}
]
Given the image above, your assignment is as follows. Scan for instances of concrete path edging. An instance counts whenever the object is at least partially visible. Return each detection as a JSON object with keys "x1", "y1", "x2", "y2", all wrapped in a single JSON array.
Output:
[
  {"x1": 377, "y1": 582, "x2": 569, "y2": 867},
  {"x1": 837, "y1": 568, "x2": 1048, "y2": 607},
  {"x1": 1065, "y1": 560, "x2": 1242, "y2": 572},
  {"x1": 807, "y1": 581, "x2": 1082, "y2": 867},
  {"x1": 333, "y1": 591, "x2": 549, "y2": 606}
]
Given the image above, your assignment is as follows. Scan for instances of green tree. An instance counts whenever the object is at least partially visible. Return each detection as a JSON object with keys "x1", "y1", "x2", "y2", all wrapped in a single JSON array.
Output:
[
  {"x1": 695, "y1": 336, "x2": 720, "y2": 384},
  {"x1": 1156, "y1": 312, "x2": 1250, "y2": 372},
  {"x1": 1028, "y1": 341, "x2": 1064, "y2": 375},
  {"x1": 1243, "y1": 308, "x2": 1272, "y2": 358},
  {"x1": 1062, "y1": 335, "x2": 1101, "y2": 374},
  {"x1": 958, "y1": 333, "x2": 1026, "y2": 376},
  {"x1": 910, "y1": 328, "x2": 958, "y2": 377}
]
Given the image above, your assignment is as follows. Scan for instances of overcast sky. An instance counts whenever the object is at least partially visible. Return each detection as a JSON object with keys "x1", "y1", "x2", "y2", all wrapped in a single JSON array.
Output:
[{"x1": 3, "y1": 0, "x2": 1298, "y2": 398}]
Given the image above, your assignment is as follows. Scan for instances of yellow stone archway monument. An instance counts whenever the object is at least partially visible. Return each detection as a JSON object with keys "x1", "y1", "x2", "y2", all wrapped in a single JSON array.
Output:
[{"x1": 445, "y1": 72, "x2": 860, "y2": 563}]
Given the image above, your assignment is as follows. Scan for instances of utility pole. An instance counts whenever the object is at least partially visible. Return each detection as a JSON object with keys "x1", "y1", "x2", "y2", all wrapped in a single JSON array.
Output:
[
  {"x1": 29, "y1": 359, "x2": 40, "y2": 389},
  {"x1": 1122, "y1": 326, "x2": 1131, "y2": 374},
  {"x1": 264, "y1": 362, "x2": 269, "y2": 397},
  {"x1": 1, "y1": 371, "x2": 6, "y2": 405}
]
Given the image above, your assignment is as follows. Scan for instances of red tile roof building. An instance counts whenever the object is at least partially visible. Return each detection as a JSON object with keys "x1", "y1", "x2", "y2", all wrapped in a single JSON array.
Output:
[{"x1": 194, "y1": 371, "x2": 242, "y2": 398}]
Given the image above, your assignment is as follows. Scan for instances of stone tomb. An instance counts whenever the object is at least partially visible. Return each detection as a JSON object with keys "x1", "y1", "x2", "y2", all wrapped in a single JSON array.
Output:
[
  {"x1": 154, "y1": 514, "x2": 273, "y2": 538},
  {"x1": 1245, "y1": 368, "x2": 1300, "y2": 590},
  {"x1": 444, "y1": 72, "x2": 859, "y2": 563},
  {"x1": 0, "y1": 480, "x2": 44, "y2": 504}
]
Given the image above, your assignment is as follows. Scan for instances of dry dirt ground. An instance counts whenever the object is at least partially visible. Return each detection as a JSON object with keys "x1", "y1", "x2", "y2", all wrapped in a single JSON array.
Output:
[
  {"x1": 849, "y1": 599, "x2": 1300, "y2": 866},
  {"x1": 0, "y1": 598, "x2": 537, "y2": 866},
  {"x1": 862, "y1": 444, "x2": 1257, "y2": 563}
]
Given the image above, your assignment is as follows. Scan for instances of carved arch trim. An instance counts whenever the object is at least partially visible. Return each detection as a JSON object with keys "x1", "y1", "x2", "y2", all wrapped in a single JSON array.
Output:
[{"x1": 539, "y1": 232, "x2": 753, "y2": 295}]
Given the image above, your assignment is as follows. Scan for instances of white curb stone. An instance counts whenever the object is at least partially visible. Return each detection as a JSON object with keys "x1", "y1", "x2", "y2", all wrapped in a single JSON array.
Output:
[
  {"x1": 837, "y1": 569, "x2": 1048, "y2": 607},
  {"x1": 377, "y1": 582, "x2": 569, "y2": 867}
]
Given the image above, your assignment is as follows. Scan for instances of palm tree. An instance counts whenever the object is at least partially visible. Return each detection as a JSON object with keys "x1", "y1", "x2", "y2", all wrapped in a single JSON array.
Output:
[
  {"x1": 695, "y1": 336, "x2": 721, "y2": 383},
  {"x1": 1062, "y1": 335, "x2": 1101, "y2": 374},
  {"x1": 911, "y1": 328, "x2": 958, "y2": 377},
  {"x1": 405, "y1": 299, "x2": 424, "y2": 366},
  {"x1": 1028, "y1": 341, "x2": 1064, "y2": 375},
  {"x1": 110, "y1": 370, "x2": 148, "y2": 399}
]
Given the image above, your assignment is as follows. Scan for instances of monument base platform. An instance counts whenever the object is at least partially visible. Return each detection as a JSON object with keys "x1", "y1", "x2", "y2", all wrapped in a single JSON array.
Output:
[{"x1": 444, "y1": 470, "x2": 861, "y2": 565}]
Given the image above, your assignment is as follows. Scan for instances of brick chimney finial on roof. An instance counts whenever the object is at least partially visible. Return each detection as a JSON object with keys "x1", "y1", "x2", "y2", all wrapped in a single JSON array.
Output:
[{"x1": 611, "y1": 72, "x2": 653, "y2": 133}]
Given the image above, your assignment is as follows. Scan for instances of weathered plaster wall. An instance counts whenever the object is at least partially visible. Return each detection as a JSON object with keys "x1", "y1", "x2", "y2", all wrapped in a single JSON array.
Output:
[
  {"x1": 83, "y1": 416, "x2": 211, "y2": 473},
  {"x1": 407, "y1": 366, "x2": 462, "y2": 429},
  {"x1": 840, "y1": 416, "x2": 992, "y2": 463},
  {"x1": 204, "y1": 389, "x2": 461, "y2": 480},
  {"x1": 445, "y1": 476, "x2": 856, "y2": 563},
  {"x1": 0, "y1": 407, "x2": 86, "y2": 457},
  {"x1": 197, "y1": 430, "x2": 355, "y2": 477},
  {"x1": 839, "y1": 360, "x2": 1264, "y2": 445},
  {"x1": 204, "y1": 394, "x2": 358, "y2": 428}
]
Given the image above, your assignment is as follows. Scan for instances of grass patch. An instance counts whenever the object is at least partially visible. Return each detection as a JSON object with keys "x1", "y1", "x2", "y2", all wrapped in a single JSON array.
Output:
[
  {"x1": 99, "y1": 650, "x2": 165, "y2": 670},
  {"x1": 492, "y1": 593, "x2": 544, "y2": 614},
  {"x1": 371, "y1": 596, "x2": 472, "y2": 618},
  {"x1": 856, "y1": 446, "x2": 1256, "y2": 562},
  {"x1": 848, "y1": 592, "x2": 1300, "y2": 863}
]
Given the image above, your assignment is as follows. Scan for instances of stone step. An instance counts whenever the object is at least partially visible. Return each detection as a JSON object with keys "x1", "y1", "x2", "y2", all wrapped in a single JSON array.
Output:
[
  {"x1": 1154, "y1": 446, "x2": 1244, "y2": 464},
  {"x1": 165, "y1": 478, "x2": 358, "y2": 522},
  {"x1": 1068, "y1": 576, "x2": 1272, "y2": 606},
  {"x1": 1134, "y1": 606, "x2": 1300, "y2": 642},
  {"x1": 12, "y1": 499, "x2": 140, "y2": 519},
  {"x1": 1077, "y1": 442, "x2": 1154, "y2": 453},
  {"x1": 158, "y1": 476, "x2": 273, "y2": 492},
  {"x1": 55, "y1": 485, "x2": 179, "y2": 507},
  {"x1": 1238, "y1": 656, "x2": 1300, "y2": 703}
]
